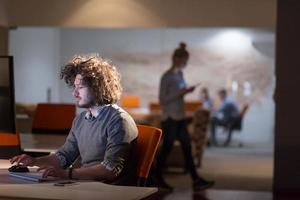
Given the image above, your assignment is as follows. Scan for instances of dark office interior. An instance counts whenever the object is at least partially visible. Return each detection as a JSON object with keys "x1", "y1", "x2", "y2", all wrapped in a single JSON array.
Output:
[{"x1": 0, "y1": 0, "x2": 300, "y2": 199}]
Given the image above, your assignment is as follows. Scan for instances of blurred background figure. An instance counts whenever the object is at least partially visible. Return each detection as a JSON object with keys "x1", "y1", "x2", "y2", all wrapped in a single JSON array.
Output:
[
  {"x1": 210, "y1": 88, "x2": 240, "y2": 146},
  {"x1": 199, "y1": 87, "x2": 213, "y2": 110},
  {"x1": 156, "y1": 42, "x2": 214, "y2": 191}
]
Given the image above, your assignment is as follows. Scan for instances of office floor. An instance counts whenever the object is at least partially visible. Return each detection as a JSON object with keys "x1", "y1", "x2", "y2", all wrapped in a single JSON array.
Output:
[
  {"x1": 151, "y1": 188, "x2": 272, "y2": 200},
  {"x1": 157, "y1": 141, "x2": 274, "y2": 200}
]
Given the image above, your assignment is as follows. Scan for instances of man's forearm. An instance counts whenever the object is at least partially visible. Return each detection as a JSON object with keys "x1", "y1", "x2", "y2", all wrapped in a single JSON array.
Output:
[
  {"x1": 35, "y1": 154, "x2": 61, "y2": 168},
  {"x1": 72, "y1": 164, "x2": 116, "y2": 182}
]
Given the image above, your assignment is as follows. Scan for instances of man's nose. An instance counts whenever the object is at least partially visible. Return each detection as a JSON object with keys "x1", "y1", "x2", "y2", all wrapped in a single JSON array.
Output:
[{"x1": 73, "y1": 88, "x2": 79, "y2": 97}]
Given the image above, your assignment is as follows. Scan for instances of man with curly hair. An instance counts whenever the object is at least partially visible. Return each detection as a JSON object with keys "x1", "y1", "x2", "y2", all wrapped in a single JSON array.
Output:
[{"x1": 10, "y1": 55, "x2": 138, "y2": 185}]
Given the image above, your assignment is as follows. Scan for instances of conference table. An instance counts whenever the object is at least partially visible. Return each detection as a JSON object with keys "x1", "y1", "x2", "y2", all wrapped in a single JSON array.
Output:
[{"x1": 0, "y1": 134, "x2": 158, "y2": 200}]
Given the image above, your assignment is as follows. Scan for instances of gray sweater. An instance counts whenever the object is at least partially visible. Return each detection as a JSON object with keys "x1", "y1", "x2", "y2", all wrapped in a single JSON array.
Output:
[{"x1": 55, "y1": 104, "x2": 138, "y2": 184}]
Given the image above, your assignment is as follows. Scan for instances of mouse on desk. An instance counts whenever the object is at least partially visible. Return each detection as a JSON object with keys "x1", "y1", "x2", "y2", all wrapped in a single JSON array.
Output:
[{"x1": 8, "y1": 165, "x2": 30, "y2": 173}]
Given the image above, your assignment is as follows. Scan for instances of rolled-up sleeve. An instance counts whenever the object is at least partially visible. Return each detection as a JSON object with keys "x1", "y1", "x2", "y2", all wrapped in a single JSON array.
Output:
[
  {"x1": 55, "y1": 125, "x2": 80, "y2": 168},
  {"x1": 101, "y1": 118, "x2": 137, "y2": 177}
]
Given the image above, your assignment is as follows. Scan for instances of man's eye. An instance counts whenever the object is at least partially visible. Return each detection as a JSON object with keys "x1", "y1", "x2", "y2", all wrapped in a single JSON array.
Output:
[{"x1": 73, "y1": 85, "x2": 85, "y2": 90}]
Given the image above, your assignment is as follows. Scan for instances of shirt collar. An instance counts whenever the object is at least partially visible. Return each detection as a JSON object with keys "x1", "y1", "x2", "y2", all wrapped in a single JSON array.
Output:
[{"x1": 84, "y1": 105, "x2": 104, "y2": 120}]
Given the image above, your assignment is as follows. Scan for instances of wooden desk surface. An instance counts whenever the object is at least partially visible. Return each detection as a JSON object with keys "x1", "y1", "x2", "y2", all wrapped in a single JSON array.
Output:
[
  {"x1": 0, "y1": 182, "x2": 157, "y2": 200},
  {"x1": 0, "y1": 164, "x2": 157, "y2": 200}
]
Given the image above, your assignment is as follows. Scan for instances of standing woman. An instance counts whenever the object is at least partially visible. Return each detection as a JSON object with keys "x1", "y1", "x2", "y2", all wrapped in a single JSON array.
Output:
[{"x1": 156, "y1": 42, "x2": 214, "y2": 191}]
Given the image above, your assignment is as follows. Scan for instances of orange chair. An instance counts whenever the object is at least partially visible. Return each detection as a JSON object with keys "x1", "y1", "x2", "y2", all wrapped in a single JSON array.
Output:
[
  {"x1": 32, "y1": 103, "x2": 76, "y2": 134},
  {"x1": 240, "y1": 103, "x2": 249, "y2": 117},
  {"x1": 135, "y1": 125, "x2": 162, "y2": 186},
  {"x1": 121, "y1": 95, "x2": 141, "y2": 108},
  {"x1": 184, "y1": 101, "x2": 202, "y2": 112},
  {"x1": 149, "y1": 102, "x2": 161, "y2": 113},
  {"x1": 0, "y1": 131, "x2": 21, "y2": 159}
]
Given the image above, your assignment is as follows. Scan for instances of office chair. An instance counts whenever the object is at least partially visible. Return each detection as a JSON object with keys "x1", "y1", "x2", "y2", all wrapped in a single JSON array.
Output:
[
  {"x1": 213, "y1": 103, "x2": 249, "y2": 147},
  {"x1": 32, "y1": 103, "x2": 76, "y2": 134},
  {"x1": 135, "y1": 124, "x2": 162, "y2": 186}
]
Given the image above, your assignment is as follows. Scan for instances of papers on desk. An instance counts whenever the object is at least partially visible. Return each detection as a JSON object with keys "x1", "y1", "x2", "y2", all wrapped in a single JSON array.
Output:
[{"x1": 9, "y1": 171, "x2": 59, "y2": 182}]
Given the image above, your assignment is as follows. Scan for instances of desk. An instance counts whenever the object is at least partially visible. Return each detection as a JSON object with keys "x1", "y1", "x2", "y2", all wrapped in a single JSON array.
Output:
[{"x1": 0, "y1": 160, "x2": 157, "y2": 200}]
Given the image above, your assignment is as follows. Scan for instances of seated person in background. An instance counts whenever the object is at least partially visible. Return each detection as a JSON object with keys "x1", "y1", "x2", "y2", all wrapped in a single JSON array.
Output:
[
  {"x1": 10, "y1": 54, "x2": 138, "y2": 185},
  {"x1": 199, "y1": 87, "x2": 213, "y2": 110},
  {"x1": 210, "y1": 88, "x2": 240, "y2": 144}
]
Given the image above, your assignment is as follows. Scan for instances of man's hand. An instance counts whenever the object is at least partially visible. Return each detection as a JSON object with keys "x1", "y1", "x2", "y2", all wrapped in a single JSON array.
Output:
[
  {"x1": 10, "y1": 154, "x2": 36, "y2": 166},
  {"x1": 38, "y1": 166, "x2": 68, "y2": 179}
]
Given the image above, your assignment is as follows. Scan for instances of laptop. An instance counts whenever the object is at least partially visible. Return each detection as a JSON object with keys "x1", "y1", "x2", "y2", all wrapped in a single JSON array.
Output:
[{"x1": 9, "y1": 171, "x2": 60, "y2": 182}]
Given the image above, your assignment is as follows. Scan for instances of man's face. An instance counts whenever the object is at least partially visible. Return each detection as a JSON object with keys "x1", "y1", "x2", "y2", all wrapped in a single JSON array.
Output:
[
  {"x1": 72, "y1": 74, "x2": 95, "y2": 108},
  {"x1": 218, "y1": 91, "x2": 226, "y2": 101}
]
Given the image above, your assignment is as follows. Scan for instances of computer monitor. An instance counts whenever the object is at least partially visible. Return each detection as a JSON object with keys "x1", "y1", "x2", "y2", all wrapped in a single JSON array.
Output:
[
  {"x1": 0, "y1": 56, "x2": 20, "y2": 158},
  {"x1": 0, "y1": 56, "x2": 16, "y2": 133}
]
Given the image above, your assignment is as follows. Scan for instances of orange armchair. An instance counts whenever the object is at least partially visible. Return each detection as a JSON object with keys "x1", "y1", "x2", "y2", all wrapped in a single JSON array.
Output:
[
  {"x1": 32, "y1": 103, "x2": 76, "y2": 134},
  {"x1": 135, "y1": 125, "x2": 162, "y2": 186}
]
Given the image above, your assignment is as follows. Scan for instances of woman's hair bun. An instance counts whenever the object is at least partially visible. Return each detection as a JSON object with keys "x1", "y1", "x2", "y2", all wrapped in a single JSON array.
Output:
[{"x1": 179, "y1": 42, "x2": 186, "y2": 50}]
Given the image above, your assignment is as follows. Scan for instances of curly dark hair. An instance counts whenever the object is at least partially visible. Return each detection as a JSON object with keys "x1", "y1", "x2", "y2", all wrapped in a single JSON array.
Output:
[{"x1": 60, "y1": 54, "x2": 122, "y2": 105}]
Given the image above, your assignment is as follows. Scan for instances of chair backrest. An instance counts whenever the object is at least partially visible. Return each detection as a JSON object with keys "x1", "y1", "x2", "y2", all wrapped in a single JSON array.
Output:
[
  {"x1": 149, "y1": 101, "x2": 202, "y2": 113},
  {"x1": 32, "y1": 103, "x2": 76, "y2": 134},
  {"x1": 0, "y1": 131, "x2": 21, "y2": 159},
  {"x1": 230, "y1": 103, "x2": 249, "y2": 131},
  {"x1": 121, "y1": 95, "x2": 141, "y2": 108},
  {"x1": 240, "y1": 103, "x2": 249, "y2": 118},
  {"x1": 149, "y1": 102, "x2": 160, "y2": 112},
  {"x1": 193, "y1": 108, "x2": 211, "y2": 136},
  {"x1": 184, "y1": 101, "x2": 202, "y2": 112},
  {"x1": 135, "y1": 125, "x2": 162, "y2": 186}
]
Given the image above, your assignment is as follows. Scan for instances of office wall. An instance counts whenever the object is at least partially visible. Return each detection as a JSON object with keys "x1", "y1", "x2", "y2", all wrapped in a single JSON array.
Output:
[
  {"x1": 9, "y1": 28, "x2": 60, "y2": 103},
  {"x1": 4, "y1": 0, "x2": 276, "y2": 27},
  {"x1": 60, "y1": 28, "x2": 275, "y2": 144},
  {"x1": 59, "y1": 28, "x2": 274, "y2": 103},
  {"x1": 10, "y1": 27, "x2": 275, "y2": 144}
]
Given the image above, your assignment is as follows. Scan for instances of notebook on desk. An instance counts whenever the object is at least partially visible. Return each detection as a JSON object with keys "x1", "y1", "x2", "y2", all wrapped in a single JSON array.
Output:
[{"x1": 9, "y1": 171, "x2": 60, "y2": 182}]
